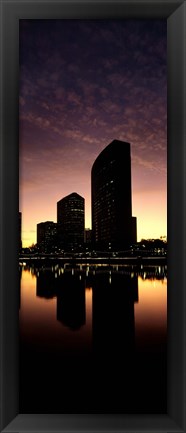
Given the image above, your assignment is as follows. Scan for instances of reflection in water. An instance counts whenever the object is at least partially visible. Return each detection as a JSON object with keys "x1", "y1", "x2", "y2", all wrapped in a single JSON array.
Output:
[
  {"x1": 19, "y1": 264, "x2": 167, "y2": 414},
  {"x1": 91, "y1": 272, "x2": 139, "y2": 408},
  {"x1": 56, "y1": 274, "x2": 86, "y2": 330},
  {"x1": 36, "y1": 269, "x2": 86, "y2": 330},
  {"x1": 36, "y1": 271, "x2": 57, "y2": 299},
  {"x1": 92, "y1": 273, "x2": 138, "y2": 357}
]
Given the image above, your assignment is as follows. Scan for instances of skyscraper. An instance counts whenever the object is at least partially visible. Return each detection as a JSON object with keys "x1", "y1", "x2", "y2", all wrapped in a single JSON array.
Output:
[
  {"x1": 91, "y1": 139, "x2": 137, "y2": 250},
  {"x1": 84, "y1": 228, "x2": 92, "y2": 246},
  {"x1": 37, "y1": 221, "x2": 57, "y2": 253},
  {"x1": 57, "y1": 192, "x2": 85, "y2": 252}
]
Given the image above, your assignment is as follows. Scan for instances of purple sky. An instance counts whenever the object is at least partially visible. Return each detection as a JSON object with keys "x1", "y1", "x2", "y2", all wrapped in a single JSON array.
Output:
[{"x1": 19, "y1": 19, "x2": 167, "y2": 247}]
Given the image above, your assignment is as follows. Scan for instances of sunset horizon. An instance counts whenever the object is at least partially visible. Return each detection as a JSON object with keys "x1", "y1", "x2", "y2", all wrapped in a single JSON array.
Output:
[
  {"x1": 19, "y1": 137, "x2": 167, "y2": 247},
  {"x1": 19, "y1": 19, "x2": 167, "y2": 248}
]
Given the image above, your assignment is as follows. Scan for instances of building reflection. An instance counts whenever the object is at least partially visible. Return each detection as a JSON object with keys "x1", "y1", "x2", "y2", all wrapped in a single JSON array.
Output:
[
  {"x1": 35, "y1": 269, "x2": 86, "y2": 331},
  {"x1": 36, "y1": 270, "x2": 57, "y2": 299},
  {"x1": 33, "y1": 266, "x2": 138, "y2": 341},
  {"x1": 90, "y1": 271, "x2": 138, "y2": 412},
  {"x1": 92, "y1": 272, "x2": 138, "y2": 358},
  {"x1": 56, "y1": 274, "x2": 86, "y2": 330}
]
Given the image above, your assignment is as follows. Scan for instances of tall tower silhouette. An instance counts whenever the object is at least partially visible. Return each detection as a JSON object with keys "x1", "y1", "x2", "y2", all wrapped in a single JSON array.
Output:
[
  {"x1": 57, "y1": 192, "x2": 85, "y2": 251},
  {"x1": 91, "y1": 140, "x2": 137, "y2": 250}
]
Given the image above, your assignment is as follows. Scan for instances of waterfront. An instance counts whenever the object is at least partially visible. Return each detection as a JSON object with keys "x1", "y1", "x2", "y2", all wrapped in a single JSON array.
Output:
[{"x1": 19, "y1": 263, "x2": 167, "y2": 413}]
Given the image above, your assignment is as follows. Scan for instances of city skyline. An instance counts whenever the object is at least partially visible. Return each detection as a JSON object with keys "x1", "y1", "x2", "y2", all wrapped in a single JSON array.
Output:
[{"x1": 19, "y1": 19, "x2": 167, "y2": 247}]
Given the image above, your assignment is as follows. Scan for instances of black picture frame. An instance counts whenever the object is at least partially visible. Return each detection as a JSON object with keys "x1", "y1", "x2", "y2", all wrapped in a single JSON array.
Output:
[{"x1": 0, "y1": 0, "x2": 186, "y2": 432}]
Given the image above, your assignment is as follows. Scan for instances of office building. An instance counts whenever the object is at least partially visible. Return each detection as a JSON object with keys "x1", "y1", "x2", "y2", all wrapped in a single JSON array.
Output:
[
  {"x1": 85, "y1": 228, "x2": 92, "y2": 246},
  {"x1": 57, "y1": 192, "x2": 85, "y2": 252},
  {"x1": 91, "y1": 139, "x2": 137, "y2": 250},
  {"x1": 37, "y1": 221, "x2": 57, "y2": 253}
]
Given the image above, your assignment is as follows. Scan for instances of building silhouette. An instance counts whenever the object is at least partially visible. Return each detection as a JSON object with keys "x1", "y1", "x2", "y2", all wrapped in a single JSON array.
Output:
[
  {"x1": 91, "y1": 139, "x2": 137, "y2": 250},
  {"x1": 37, "y1": 221, "x2": 57, "y2": 253},
  {"x1": 57, "y1": 192, "x2": 85, "y2": 252},
  {"x1": 84, "y1": 228, "x2": 92, "y2": 246}
]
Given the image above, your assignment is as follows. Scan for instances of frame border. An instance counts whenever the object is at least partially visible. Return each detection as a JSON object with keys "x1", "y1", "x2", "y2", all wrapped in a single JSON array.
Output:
[{"x1": 0, "y1": 0, "x2": 186, "y2": 432}]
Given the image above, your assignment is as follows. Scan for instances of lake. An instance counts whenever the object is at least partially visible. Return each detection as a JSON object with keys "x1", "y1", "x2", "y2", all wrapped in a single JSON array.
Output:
[{"x1": 19, "y1": 263, "x2": 167, "y2": 413}]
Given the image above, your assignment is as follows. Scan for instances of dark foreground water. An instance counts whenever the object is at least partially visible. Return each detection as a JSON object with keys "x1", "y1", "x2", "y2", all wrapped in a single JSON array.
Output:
[{"x1": 19, "y1": 263, "x2": 167, "y2": 414}]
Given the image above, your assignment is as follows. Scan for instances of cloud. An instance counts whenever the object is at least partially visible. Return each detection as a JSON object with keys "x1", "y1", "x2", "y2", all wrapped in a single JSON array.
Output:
[
  {"x1": 54, "y1": 87, "x2": 65, "y2": 100},
  {"x1": 20, "y1": 112, "x2": 50, "y2": 130},
  {"x1": 20, "y1": 76, "x2": 38, "y2": 98},
  {"x1": 37, "y1": 77, "x2": 49, "y2": 88},
  {"x1": 67, "y1": 91, "x2": 82, "y2": 106},
  {"x1": 41, "y1": 102, "x2": 50, "y2": 110},
  {"x1": 132, "y1": 155, "x2": 166, "y2": 174},
  {"x1": 19, "y1": 19, "x2": 167, "y2": 196}
]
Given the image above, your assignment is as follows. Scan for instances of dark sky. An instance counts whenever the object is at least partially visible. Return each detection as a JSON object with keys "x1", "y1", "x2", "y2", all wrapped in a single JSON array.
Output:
[{"x1": 19, "y1": 19, "x2": 167, "y2": 246}]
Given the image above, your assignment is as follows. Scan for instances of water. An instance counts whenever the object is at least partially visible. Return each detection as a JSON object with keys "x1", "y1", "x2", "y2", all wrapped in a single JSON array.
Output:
[{"x1": 19, "y1": 263, "x2": 167, "y2": 414}]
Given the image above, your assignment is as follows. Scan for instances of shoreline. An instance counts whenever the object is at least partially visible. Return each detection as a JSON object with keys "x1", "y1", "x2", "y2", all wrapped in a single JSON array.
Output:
[{"x1": 19, "y1": 255, "x2": 167, "y2": 266}]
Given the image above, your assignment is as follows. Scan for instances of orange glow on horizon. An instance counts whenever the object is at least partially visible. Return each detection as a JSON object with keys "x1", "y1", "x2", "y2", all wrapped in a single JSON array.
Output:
[{"x1": 20, "y1": 187, "x2": 167, "y2": 247}]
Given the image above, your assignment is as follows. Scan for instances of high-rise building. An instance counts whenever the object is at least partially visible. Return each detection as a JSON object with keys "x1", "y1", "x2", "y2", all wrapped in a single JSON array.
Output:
[
  {"x1": 57, "y1": 192, "x2": 85, "y2": 252},
  {"x1": 91, "y1": 139, "x2": 137, "y2": 250},
  {"x1": 37, "y1": 221, "x2": 57, "y2": 253},
  {"x1": 85, "y1": 228, "x2": 92, "y2": 246}
]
